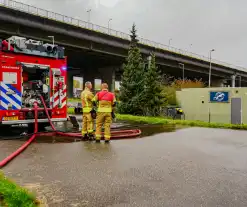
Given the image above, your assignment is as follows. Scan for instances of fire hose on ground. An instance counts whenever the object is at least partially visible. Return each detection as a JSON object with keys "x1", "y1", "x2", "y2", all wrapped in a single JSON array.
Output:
[
  {"x1": 0, "y1": 96, "x2": 141, "y2": 168},
  {"x1": 0, "y1": 102, "x2": 38, "y2": 168}
]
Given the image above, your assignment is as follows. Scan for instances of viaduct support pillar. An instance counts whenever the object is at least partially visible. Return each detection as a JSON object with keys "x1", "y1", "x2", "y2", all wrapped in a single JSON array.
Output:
[
  {"x1": 100, "y1": 67, "x2": 117, "y2": 92},
  {"x1": 67, "y1": 69, "x2": 82, "y2": 98},
  {"x1": 83, "y1": 68, "x2": 95, "y2": 91},
  {"x1": 67, "y1": 72, "x2": 73, "y2": 98},
  {"x1": 111, "y1": 69, "x2": 116, "y2": 92},
  {"x1": 238, "y1": 76, "x2": 241, "y2": 87},
  {"x1": 231, "y1": 75, "x2": 236, "y2": 88}
]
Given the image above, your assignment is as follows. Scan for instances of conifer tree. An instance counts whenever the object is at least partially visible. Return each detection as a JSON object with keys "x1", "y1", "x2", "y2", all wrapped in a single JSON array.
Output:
[
  {"x1": 143, "y1": 53, "x2": 166, "y2": 116},
  {"x1": 118, "y1": 24, "x2": 146, "y2": 115}
]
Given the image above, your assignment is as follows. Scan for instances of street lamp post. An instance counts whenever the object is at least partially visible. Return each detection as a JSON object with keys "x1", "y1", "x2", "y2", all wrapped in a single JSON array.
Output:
[
  {"x1": 108, "y1": 18, "x2": 112, "y2": 34},
  {"x1": 48, "y1": 36, "x2": 54, "y2": 46},
  {"x1": 87, "y1": 9, "x2": 91, "y2": 23},
  {"x1": 208, "y1": 49, "x2": 215, "y2": 87},
  {"x1": 169, "y1": 38, "x2": 172, "y2": 47},
  {"x1": 179, "y1": 63, "x2": 185, "y2": 82}
]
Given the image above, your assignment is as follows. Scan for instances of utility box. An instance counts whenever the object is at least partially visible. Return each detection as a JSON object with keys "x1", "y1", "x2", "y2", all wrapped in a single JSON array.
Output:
[{"x1": 176, "y1": 87, "x2": 247, "y2": 124}]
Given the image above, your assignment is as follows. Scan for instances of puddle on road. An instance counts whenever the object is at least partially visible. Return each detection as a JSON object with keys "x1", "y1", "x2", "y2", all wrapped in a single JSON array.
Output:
[
  {"x1": 0, "y1": 121, "x2": 178, "y2": 143},
  {"x1": 115, "y1": 122, "x2": 177, "y2": 137},
  {"x1": 35, "y1": 121, "x2": 177, "y2": 143}
]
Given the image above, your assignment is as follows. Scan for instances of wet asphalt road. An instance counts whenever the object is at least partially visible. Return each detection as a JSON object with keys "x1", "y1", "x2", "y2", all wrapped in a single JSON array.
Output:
[{"x1": 1, "y1": 127, "x2": 247, "y2": 207}]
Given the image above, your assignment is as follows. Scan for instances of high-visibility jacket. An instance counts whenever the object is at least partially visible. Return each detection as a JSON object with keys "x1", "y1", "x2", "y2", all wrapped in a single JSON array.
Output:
[
  {"x1": 93, "y1": 89, "x2": 116, "y2": 113},
  {"x1": 81, "y1": 88, "x2": 94, "y2": 113}
]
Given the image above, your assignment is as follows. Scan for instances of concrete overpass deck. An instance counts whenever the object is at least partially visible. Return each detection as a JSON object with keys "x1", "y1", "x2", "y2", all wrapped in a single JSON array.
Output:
[{"x1": 0, "y1": 0, "x2": 246, "y2": 92}]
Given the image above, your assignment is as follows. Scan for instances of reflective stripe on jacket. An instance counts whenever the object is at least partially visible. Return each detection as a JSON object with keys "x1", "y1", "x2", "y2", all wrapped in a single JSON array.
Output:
[
  {"x1": 93, "y1": 89, "x2": 116, "y2": 113},
  {"x1": 81, "y1": 88, "x2": 94, "y2": 113}
]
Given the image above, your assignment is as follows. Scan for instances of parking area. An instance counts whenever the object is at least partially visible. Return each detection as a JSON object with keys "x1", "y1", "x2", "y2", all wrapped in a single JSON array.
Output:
[{"x1": 1, "y1": 127, "x2": 247, "y2": 206}]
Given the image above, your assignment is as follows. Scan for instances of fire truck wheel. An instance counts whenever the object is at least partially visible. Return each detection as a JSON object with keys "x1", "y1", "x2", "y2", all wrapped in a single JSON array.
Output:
[{"x1": 0, "y1": 125, "x2": 11, "y2": 131}]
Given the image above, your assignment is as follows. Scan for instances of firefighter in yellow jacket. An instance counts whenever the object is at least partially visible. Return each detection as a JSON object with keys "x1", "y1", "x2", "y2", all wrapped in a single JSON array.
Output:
[
  {"x1": 93, "y1": 83, "x2": 116, "y2": 143},
  {"x1": 81, "y1": 81, "x2": 94, "y2": 140}
]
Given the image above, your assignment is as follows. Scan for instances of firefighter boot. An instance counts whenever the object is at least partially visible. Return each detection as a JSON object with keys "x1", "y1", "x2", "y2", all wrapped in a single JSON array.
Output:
[
  {"x1": 105, "y1": 140, "x2": 110, "y2": 144},
  {"x1": 88, "y1": 133, "x2": 95, "y2": 141},
  {"x1": 104, "y1": 113, "x2": 112, "y2": 142},
  {"x1": 82, "y1": 113, "x2": 94, "y2": 140},
  {"x1": 82, "y1": 133, "x2": 89, "y2": 141},
  {"x1": 82, "y1": 113, "x2": 88, "y2": 139},
  {"x1": 95, "y1": 112, "x2": 104, "y2": 142},
  {"x1": 87, "y1": 117, "x2": 94, "y2": 141}
]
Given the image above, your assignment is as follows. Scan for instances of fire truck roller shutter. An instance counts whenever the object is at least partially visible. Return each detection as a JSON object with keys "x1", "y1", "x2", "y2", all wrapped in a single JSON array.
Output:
[{"x1": 20, "y1": 63, "x2": 50, "y2": 70}]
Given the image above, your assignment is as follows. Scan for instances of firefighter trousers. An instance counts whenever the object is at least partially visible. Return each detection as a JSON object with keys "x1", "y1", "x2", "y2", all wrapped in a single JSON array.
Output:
[
  {"x1": 95, "y1": 112, "x2": 112, "y2": 141},
  {"x1": 82, "y1": 112, "x2": 94, "y2": 136}
]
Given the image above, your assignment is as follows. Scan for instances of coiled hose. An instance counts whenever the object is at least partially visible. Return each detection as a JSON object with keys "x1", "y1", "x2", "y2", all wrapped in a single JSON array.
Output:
[
  {"x1": 0, "y1": 96, "x2": 141, "y2": 168},
  {"x1": 39, "y1": 95, "x2": 141, "y2": 139}
]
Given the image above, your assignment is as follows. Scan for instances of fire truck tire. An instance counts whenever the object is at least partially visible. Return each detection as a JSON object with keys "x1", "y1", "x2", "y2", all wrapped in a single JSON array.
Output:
[{"x1": 0, "y1": 125, "x2": 11, "y2": 131}]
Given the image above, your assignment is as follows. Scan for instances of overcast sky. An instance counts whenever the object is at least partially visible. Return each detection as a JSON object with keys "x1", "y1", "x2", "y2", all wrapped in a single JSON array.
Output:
[{"x1": 18, "y1": 0, "x2": 247, "y2": 68}]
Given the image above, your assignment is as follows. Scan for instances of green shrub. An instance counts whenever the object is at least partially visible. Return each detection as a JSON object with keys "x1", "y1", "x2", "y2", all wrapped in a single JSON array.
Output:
[
  {"x1": 0, "y1": 172, "x2": 38, "y2": 207},
  {"x1": 67, "y1": 107, "x2": 75, "y2": 114},
  {"x1": 162, "y1": 86, "x2": 177, "y2": 106}
]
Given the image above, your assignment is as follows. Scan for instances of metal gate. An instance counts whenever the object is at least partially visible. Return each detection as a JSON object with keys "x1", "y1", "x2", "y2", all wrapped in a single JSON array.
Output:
[{"x1": 231, "y1": 98, "x2": 242, "y2": 124}]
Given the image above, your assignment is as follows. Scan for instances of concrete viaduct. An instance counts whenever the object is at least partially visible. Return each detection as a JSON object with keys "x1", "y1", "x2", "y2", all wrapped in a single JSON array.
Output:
[{"x1": 0, "y1": 0, "x2": 247, "y2": 97}]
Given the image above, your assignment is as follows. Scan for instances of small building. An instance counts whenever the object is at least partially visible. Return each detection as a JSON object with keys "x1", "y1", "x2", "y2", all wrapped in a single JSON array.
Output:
[{"x1": 176, "y1": 87, "x2": 247, "y2": 124}]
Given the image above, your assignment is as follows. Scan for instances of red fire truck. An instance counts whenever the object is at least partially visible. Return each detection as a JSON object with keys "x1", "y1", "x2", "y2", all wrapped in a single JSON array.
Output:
[{"x1": 0, "y1": 36, "x2": 67, "y2": 130}]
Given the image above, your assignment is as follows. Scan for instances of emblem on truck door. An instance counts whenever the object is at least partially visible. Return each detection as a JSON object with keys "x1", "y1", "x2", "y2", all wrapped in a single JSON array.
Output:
[{"x1": 6, "y1": 89, "x2": 16, "y2": 95}]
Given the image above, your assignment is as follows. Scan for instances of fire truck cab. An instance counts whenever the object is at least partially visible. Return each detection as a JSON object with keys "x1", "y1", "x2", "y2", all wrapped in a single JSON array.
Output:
[{"x1": 0, "y1": 36, "x2": 67, "y2": 130}]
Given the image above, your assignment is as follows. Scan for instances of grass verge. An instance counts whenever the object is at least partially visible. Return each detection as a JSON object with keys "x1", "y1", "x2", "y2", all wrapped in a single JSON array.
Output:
[
  {"x1": 116, "y1": 114, "x2": 247, "y2": 130},
  {"x1": 67, "y1": 107, "x2": 74, "y2": 114},
  {"x1": 67, "y1": 108, "x2": 247, "y2": 130},
  {"x1": 0, "y1": 172, "x2": 39, "y2": 207},
  {"x1": 68, "y1": 98, "x2": 80, "y2": 103}
]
